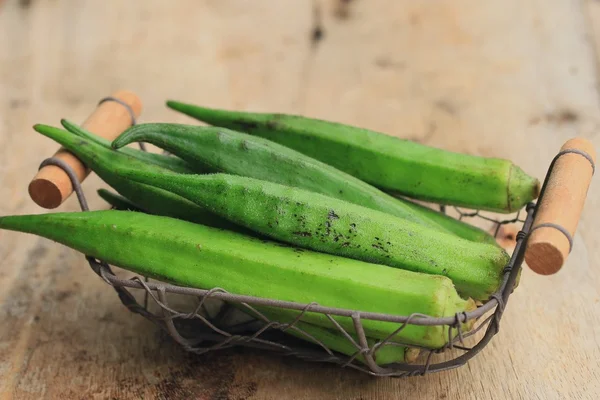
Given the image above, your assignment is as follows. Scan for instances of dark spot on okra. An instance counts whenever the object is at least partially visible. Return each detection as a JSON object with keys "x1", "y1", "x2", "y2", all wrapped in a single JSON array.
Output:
[
  {"x1": 293, "y1": 231, "x2": 312, "y2": 237},
  {"x1": 325, "y1": 221, "x2": 332, "y2": 236},
  {"x1": 442, "y1": 268, "x2": 448, "y2": 275},
  {"x1": 341, "y1": 242, "x2": 351, "y2": 247},
  {"x1": 240, "y1": 140, "x2": 250, "y2": 151},
  {"x1": 327, "y1": 210, "x2": 339, "y2": 220}
]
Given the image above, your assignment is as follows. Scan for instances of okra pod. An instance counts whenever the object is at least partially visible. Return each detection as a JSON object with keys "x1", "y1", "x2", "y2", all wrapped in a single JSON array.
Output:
[
  {"x1": 167, "y1": 101, "x2": 539, "y2": 213},
  {"x1": 0, "y1": 210, "x2": 476, "y2": 348}
]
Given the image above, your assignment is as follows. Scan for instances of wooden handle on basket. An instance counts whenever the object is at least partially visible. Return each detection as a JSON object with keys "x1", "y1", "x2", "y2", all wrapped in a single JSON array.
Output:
[
  {"x1": 28, "y1": 90, "x2": 143, "y2": 209},
  {"x1": 525, "y1": 138, "x2": 596, "y2": 275}
]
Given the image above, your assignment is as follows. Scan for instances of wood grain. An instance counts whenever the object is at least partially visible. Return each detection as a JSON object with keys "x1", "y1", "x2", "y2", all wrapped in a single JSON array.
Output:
[{"x1": 0, "y1": 0, "x2": 599, "y2": 399}]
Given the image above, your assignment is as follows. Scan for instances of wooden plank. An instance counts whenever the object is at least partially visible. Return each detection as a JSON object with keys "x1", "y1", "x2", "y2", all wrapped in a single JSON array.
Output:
[{"x1": 0, "y1": 0, "x2": 599, "y2": 399}]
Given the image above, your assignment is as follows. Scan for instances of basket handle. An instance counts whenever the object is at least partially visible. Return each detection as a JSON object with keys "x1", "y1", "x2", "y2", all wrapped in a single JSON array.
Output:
[
  {"x1": 28, "y1": 90, "x2": 143, "y2": 209},
  {"x1": 525, "y1": 138, "x2": 596, "y2": 275}
]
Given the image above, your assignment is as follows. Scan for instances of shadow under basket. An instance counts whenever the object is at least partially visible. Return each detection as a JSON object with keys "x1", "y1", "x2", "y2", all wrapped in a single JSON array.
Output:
[{"x1": 43, "y1": 156, "x2": 543, "y2": 378}]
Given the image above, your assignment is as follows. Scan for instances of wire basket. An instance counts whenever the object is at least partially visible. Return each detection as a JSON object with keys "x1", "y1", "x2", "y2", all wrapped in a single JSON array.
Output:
[{"x1": 40, "y1": 153, "x2": 545, "y2": 378}]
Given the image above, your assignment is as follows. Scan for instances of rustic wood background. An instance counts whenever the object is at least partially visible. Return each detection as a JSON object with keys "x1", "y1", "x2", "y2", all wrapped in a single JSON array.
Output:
[{"x1": 1, "y1": 0, "x2": 599, "y2": 399}]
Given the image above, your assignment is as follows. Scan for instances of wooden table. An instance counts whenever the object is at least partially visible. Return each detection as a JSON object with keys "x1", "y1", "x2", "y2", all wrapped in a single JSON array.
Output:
[{"x1": 1, "y1": 1, "x2": 599, "y2": 399}]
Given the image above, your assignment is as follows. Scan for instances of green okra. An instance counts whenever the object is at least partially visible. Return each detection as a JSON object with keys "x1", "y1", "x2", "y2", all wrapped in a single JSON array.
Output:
[
  {"x1": 32, "y1": 123, "x2": 240, "y2": 232},
  {"x1": 167, "y1": 100, "x2": 540, "y2": 213},
  {"x1": 112, "y1": 123, "x2": 497, "y2": 245},
  {"x1": 0, "y1": 210, "x2": 475, "y2": 348},
  {"x1": 115, "y1": 166, "x2": 510, "y2": 300}
]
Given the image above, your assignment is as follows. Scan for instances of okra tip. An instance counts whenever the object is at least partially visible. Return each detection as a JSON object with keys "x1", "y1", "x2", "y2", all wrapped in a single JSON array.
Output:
[
  {"x1": 0, "y1": 214, "x2": 25, "y2": 232},
  {"x1": 111, "y1": 127, "x2": 140, "y2": 150},
  {"x1": 60, "y1": 118, "x2": 77, "y2": 132},
  {"x1": 32, "y1": 123, "x2": 53, "y2": 134},
  {"x1": 165, "y1": 100, "x2": 213, "y2": 120},
  {"x1": 32, "y1": 123, "x2": 83, "y2": 145},
  {"x1": 165, "y1": 99, "x2": 185, "y2": 110},
  {"x1": 33, "y1": 124, "x2": 71, "y2": 140}
]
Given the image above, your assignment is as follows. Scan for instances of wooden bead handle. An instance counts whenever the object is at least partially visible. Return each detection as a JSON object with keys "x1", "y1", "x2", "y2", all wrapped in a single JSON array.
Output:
[
  {"x1": 525, "y1": 138, "x2": 596, "y2": 275},
  {"x1": 28, "y1": 90, "x2": 143, "y2": 209}
]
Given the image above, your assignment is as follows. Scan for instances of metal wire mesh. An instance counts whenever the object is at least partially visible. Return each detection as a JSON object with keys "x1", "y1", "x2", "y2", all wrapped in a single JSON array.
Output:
[{"x1": 40, "y1": 154, "x2": 539, "y2": 377}]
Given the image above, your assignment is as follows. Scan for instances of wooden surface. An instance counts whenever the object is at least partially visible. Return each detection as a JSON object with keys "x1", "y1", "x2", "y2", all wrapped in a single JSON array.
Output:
[{"x1": 0, "y1": 0, "x2": 599, "y2": 399}]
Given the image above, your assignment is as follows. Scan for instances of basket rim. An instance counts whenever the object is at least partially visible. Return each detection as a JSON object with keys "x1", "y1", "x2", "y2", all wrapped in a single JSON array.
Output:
[{"x1": 38, "y1": 152, "x2": 538, "y2": 377}]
